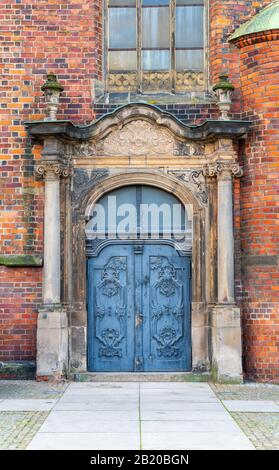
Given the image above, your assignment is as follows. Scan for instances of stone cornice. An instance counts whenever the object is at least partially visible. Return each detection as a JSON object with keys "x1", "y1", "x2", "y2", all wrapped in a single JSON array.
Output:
[{"x1": 25, "y1": 104, "x2": 251, "y2": 143}]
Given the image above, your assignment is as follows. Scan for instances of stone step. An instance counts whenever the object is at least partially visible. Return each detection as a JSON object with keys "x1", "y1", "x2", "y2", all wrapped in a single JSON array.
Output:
[{"x1": 70, "y1": 372, "x2": 211, "y2": 382}]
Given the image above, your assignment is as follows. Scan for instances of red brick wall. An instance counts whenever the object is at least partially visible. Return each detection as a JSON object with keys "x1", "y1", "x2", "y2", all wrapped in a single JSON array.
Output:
[
  {"x1": 209, "y1": 0, "x2": 271, "y2": 114},
  {"x1": 0, "y1": 1, "x2": 278, "y2": 381},
  {"x1": 0, "y1": 0, "x2": 102, "y2": 362},
  {"x1": 0, "y1": 267, "x2": 42, "y2": 361},
  {"x1": 231, "y1": 33, "x2": 279, "y2": 382}
]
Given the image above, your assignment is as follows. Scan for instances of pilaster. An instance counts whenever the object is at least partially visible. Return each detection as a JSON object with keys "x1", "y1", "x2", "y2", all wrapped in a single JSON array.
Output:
[
  {"x1": 204, "y1": 160, "x2": 243, "y2": 382},
  {"x1": 34, "y1": 139, "x2": 72, "y2": 378}
]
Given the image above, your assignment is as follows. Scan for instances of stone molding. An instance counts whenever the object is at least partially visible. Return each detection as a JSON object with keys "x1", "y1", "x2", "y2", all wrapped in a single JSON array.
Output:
[
  {"x1": 35, "y1": 161, "x2": 73, "y2": 180},
  {"x1": 25, "y1": 103, "x2": 251, "y2": 143}
]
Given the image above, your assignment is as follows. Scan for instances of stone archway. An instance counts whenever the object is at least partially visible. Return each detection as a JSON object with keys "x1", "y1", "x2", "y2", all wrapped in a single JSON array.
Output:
[
  {"x1": 27, "y1": 102, "x2": 250, "y2": 381},
  {"x1": 72, "y1": 171, "x2": 207, "y2": 374}
]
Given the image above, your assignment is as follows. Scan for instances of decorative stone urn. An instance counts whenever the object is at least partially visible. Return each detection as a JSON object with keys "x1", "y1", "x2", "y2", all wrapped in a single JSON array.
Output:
[
  {"x1": 213, "y1": 74, "x2": 234, "y2": 120},
  {"x1": 41, "y1": 73, "x2": 64, "y2": 121}
]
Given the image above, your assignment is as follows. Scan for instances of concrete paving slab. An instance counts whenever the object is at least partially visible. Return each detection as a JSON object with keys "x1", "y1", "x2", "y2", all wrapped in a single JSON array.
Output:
[
  {"x1": 141, "y1": 400, "x2": 220, "y2": 411},
  {"x1": 140, "y1": 388, "x2": 217, "y2": 395},
  {"x1": 141, "y1": 419, "x2": 242, "y2": 433},
  {"x1": 223, "y1": 400, "x2": 279, "y2": 413},
  {"x1": 140, "y1": 396, "x2": 218, "y2": 404},
  {"x1": 68, "y1": 382, "x2": 139, "y2": 390},
  {"x1": 141, "y1": 433, "x2": 254, "y2": 450},
  {"x1": 54, "y1": 401, "x2": 138, "y2": 411},
  {"x1": 0, "y1": 399, "x2": 58, "y2": 411},
  {"x1": 27, "y1": 432, "x2": 140, "y2": 450},
  {"x1": 140, "y1": 382, "x2": 211, "y2": 389},
  {"x1": 39, "y1": 411, "x2": 139, "y2": 433},
  {"x1": 141, "y1": 409, "x2": 231, "y2": 420},
  {"x1": 51, "y1": 407, "x2": 138, "y2": 420},
  {"x1": 63, "y1": 389, "x2": 138, "y2": 397},
  {"x1": 57, "y1": 395, "x2": 138, "y2": 404}
]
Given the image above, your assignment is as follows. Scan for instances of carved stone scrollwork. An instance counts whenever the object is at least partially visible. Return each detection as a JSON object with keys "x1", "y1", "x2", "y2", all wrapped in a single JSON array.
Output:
[
  {"x1": 203, "y1": 162, "x2": 243, "y2": 178},
  {"x1": 103, "y1": 120, "x2": 175, "y2": 156},
  {"x1": 176, "y1": 71, "x2": 205, "y2": 91},
  {"x1": 168, "y1": 169, "x2": 208, "y2": 205},
  {"x1": 64, "y1": 141, "x2": 98, "y2": 158},
  {"x1": 174, "y1": 142, "x2": 205, "y2": 157},
  {"x1": 71, "y1": 168, "x2": 109, "y2": 204},
  {"x1": 142, "y1": 72, "x2": 171, "y2": 92},
  {"x1": 34, "y1": 161, "x2": 73, "y2": 180}
]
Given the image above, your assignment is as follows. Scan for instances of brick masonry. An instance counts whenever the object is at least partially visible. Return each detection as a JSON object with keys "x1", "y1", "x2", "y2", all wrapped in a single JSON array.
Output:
[
  {"x1": 232, "y1": 32, "x2": 279, "y2": 383},
  {"x1": 0, "y1": 1, "x2": 278, "y2": 381}
]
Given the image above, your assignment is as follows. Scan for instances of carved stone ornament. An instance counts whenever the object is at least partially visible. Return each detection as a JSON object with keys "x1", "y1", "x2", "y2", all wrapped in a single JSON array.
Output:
[
  {"x1": 174, "y1": 141, "x2": 205, "y2": 157},
  {"x1": 168, "y1": 169, "x2": 208, "y2": 205},
  {"x1": 103, "y1": 120, "x2": 175, "y2": 156},
  {"x1": 34, "y1": 161, "x2": 73, "y2": 180},
  {"x1": 71, "y1": 168, "x2": 109, "y2": 204},
  {"x1": 64, "y1": 141, "x2": 98, "y2": 158},
  {"x1": 203, "y1": 162, "x2": 243, "y2": 178}
]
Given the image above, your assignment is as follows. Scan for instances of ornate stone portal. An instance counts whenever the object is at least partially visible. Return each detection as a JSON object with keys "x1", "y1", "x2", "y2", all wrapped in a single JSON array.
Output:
[{"x1": 26, "y1": 103, "x2": 251, "y2": 382}]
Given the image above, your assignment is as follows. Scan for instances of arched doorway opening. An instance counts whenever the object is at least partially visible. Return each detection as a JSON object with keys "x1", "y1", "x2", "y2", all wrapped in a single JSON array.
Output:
[{"x1": 85, "y1": 185, "x2": 193, "y2": 372}]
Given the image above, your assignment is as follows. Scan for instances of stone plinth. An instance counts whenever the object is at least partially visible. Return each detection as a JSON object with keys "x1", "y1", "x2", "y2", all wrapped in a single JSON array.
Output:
[
  {"x1": 211, "y1": 304, "x2": 243, "y2": 383},
  {"x1": 36, "y1": 307, "x2": 68, "y2": 378}
]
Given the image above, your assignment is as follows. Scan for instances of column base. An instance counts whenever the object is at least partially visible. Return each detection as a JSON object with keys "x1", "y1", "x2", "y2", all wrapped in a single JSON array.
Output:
[
  {"x1": 36, "y1": 305, "x2": 68, "y2": 379},
  {"x1": 210, "y1": 304, "x2": 243, "y2": 383}
]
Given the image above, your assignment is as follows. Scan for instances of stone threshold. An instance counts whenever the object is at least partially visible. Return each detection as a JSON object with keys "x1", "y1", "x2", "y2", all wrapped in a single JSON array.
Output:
[{"x1": 69, "y1": 372, "x2": 211, "y2": 382}]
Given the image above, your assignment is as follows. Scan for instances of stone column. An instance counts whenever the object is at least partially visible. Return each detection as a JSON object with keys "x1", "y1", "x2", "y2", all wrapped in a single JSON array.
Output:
[
  {"x1": 204, "y1": 161, "x2": 243, "y2": 383},
  {"x1": 35, "y1": 156, "x2": 72, "y2": 379},
  {"x1": 41, "y1": 163, "x2": 62, "y2": 304},
  {"x1": 217, "y1": 166, "x2": 235, "y2": 304}
]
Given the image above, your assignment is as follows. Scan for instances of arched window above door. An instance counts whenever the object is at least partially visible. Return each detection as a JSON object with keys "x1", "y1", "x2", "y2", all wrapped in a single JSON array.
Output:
[
  {"x1": 105, "y1": 0, "x2": 206, "y2": 94},
  {"x1": 85, "y1": 185, "x2": 193, "y2": 255}
]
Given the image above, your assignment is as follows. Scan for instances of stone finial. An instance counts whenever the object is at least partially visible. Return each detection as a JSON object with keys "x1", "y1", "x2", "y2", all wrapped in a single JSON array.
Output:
[
  {"x1": 41, "y1": 73, "x2": 64, "y2": 121},
  {"x1": 213, "y1": 74, "x2": 234, "y2": 120}
]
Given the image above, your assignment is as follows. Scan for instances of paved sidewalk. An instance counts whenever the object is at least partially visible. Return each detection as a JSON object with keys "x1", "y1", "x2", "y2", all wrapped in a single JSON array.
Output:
[
  {"x1": 1, "y1": 380, "x2": 279, "y2": 450},
  {"x1": 26, "y1": 382, "x2": 254, "y2": 450}
]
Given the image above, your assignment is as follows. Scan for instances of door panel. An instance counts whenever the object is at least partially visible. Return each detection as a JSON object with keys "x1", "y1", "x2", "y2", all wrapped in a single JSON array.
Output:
[
  {"x1": 88, "y1": 243, "x2": 191, "y2": 372},
  {"x1": 88, "y1": 245, "x2": 135, "y2": 371},
  {"x1": 142, "y1": 245, "x2": 191, "y2": 371}
]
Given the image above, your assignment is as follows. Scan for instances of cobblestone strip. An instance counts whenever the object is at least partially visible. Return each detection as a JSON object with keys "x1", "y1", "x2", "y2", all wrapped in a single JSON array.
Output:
[
  {"x1": 210, "y1": 383, "x2": 279, "y2": 401},
  {"x1": 231, "y1": 412, "x2": 279, "y2": 450},
  {"x1": 0, "y1": 380, "x2": 68, "y2": 400},
  {"x1": 0, "y1": 411, "x2": 49, "y2": 450}
]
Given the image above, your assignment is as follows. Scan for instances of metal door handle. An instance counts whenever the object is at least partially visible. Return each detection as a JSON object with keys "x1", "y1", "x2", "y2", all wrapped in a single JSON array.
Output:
[{"x1": 135, "y1": 313, "x2": 144, "y2": 328}]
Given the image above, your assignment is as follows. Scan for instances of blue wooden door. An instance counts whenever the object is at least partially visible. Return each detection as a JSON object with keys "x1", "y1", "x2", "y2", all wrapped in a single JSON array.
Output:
[
  {"x1": 141, "y1": 245, "x2": 191, "y2": 371},
  {"x1": 88, "y1": 243, "x2": 191, "y2": 372},
  {"x1": 88, "y1": 245, "x2": 135, "y2": 372}
]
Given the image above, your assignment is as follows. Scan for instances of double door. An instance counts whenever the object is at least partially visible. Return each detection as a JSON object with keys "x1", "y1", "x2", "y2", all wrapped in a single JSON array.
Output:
[{"x1": 87, "y1": 243, "x2": 191, "y2": 372}]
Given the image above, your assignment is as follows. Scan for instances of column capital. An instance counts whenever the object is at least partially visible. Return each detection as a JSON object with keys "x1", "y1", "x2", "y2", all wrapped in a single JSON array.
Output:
[
  {"x1": 203, "y1": 161, "x2": 243, "y2": 179},
  {"x1": 35, "y1": 161, "x2": 73, "y2": 181}
]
